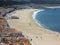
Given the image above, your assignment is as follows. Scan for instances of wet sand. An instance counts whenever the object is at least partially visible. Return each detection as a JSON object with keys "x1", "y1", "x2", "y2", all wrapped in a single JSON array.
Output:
[{"x1": 7, "y1": 8, "x2": 60, "y2": 45}]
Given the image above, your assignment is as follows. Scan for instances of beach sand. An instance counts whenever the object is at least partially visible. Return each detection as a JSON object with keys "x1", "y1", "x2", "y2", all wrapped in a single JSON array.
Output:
[{"x1": 7, "y1": 8, "x2": 60, "y2": 45}]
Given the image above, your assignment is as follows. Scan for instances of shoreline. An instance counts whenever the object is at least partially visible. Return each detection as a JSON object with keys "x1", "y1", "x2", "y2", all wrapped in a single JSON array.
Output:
[
  {"x1": 32, "y1": 9, "x2": 46, "y2": 30},
  {"x1": 7, "y1": 8, "x2": 60, "y2": 45},
  {"x1": 32, "y1": 8, "x2": 60, "y2": 33}
]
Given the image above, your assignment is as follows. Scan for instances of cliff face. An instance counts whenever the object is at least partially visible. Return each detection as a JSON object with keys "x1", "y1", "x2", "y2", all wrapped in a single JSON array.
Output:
[
  {"x1": 12, "y1": 0, "x2": 31, "y2": 2},
  {"x1": 0, "y1": 0, "x2": 31, "y2": 6},
  {"x1": 0, "y1": 0, "x2": 31, "y2": 2},
  {"x1": 12, "y1": 0, "x2": 60, "y2": 4},
  {"x1": 31, "y1": 0, "x2": 60, "y2": 4},
  {"x1": 0, "y1": 0, "x2": 60, "y2": 4}
]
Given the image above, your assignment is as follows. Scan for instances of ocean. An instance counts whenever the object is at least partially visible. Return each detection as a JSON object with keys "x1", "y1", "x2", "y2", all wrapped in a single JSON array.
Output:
[{"x1": 33, "y1": 8, "x2": 60, "y2": 32}]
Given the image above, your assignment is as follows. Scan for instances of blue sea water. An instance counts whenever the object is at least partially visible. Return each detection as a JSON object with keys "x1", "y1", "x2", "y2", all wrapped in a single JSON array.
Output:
[{"x1": 35, "y1": 8, "x2": 60, "y2": 32}]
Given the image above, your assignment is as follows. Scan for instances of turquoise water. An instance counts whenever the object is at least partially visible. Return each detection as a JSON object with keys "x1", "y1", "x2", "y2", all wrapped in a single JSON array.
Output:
[{"x1": 35, "y1": 8, "x2": 60, "y2": 32}]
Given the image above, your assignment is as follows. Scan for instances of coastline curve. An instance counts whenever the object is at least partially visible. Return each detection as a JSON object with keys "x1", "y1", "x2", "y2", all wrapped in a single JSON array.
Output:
[
  {"x1": 32, "y1": 9, "x2": 45, "y2": 28},
  {"x1": 32, "y1": 8, "x2": 60, "y2": 33}
]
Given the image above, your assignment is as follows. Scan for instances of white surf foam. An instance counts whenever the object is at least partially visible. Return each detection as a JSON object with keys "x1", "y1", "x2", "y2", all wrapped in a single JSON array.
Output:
[
  {"x1": 32, "y1": 9, "x2": 45, "y2": 19},
  {"x1": 32, "y1": 9, "x2": 45, "y2": 27},
  {"x1": 32, "y1": 8, "x2": 60, "y2": 34}
]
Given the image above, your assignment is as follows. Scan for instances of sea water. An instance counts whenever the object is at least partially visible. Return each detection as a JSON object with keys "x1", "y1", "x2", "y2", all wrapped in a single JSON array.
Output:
[{"x1": 33, "y1": 8, "x2": 60, "y2": 32}]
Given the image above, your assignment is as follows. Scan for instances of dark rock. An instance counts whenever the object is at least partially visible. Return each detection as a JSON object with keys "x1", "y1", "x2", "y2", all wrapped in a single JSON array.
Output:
[
  {"x1": 1, "y1": 34, "x2": 10, "y2": 37},
  {"x1": 10, "y1": 32, "x2": 23, "y2": 37}
]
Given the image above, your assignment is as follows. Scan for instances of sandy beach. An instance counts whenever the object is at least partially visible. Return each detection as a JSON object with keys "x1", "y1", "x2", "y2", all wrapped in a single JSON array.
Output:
[{"x1": 7, "y1": 8, "x2": 60, "y2": 45}]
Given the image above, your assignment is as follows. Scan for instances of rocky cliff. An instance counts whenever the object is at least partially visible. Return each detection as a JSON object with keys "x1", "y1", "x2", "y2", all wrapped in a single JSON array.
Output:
[
  {"x1": 31, "y1": 0, "x2": 60, "y2": 4},
  {"x1": 0, "y1": 0, "x2": 60, "y2": 4},
  {"x1": 0, "y1": 0, "x2": 31, "y2": 6}
]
